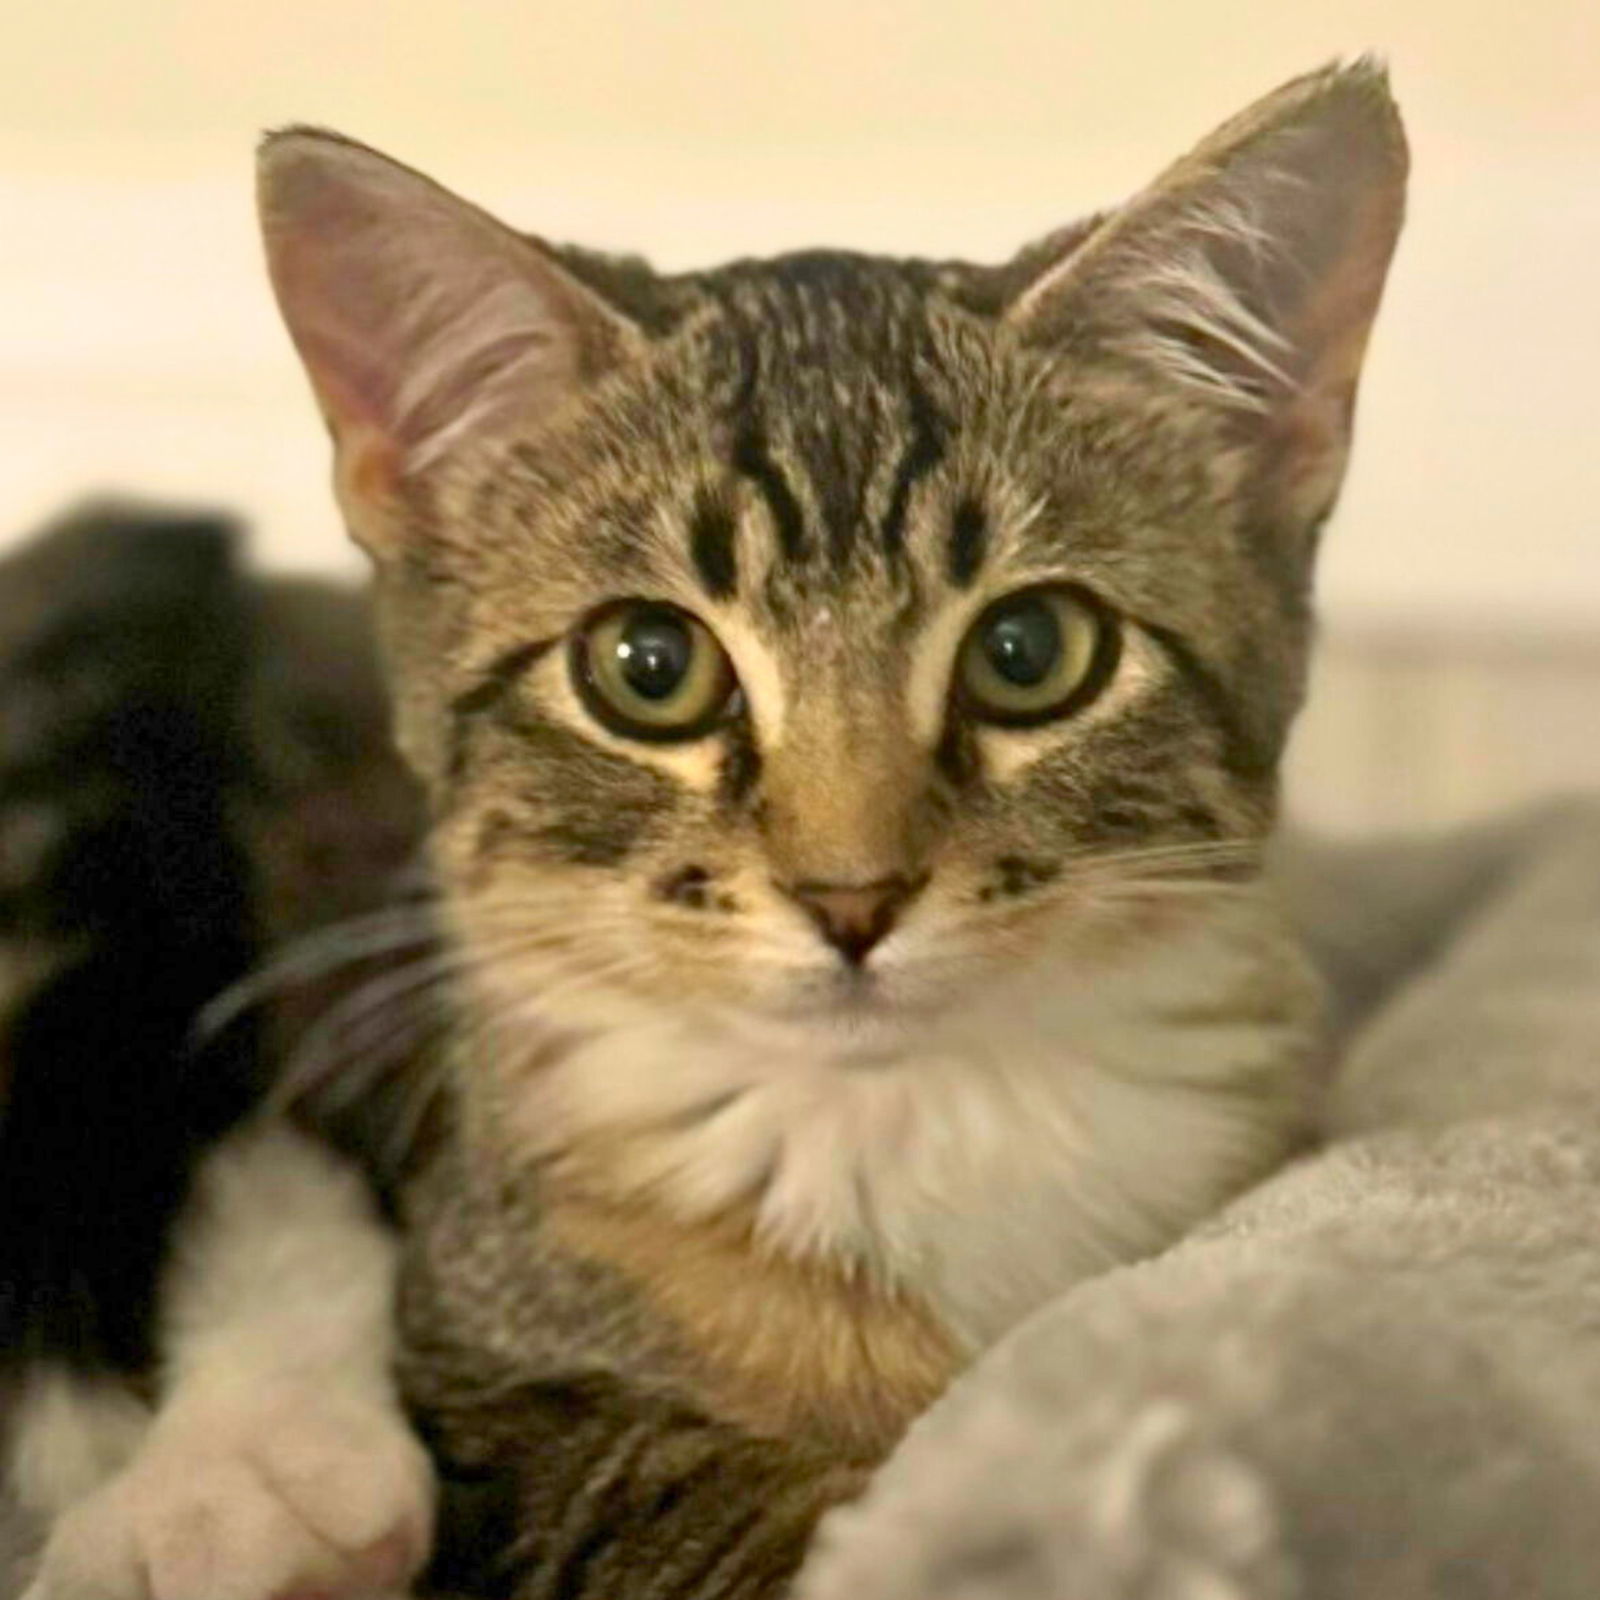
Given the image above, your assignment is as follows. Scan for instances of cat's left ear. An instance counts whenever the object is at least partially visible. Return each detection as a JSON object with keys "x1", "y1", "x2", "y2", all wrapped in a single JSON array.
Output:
[
  {"x1": 257, "y1": 129, "x2": 644, "y2": 553},
  {"x1": 1007, "y1": 59, "x2": 1407, "y2": 536}
]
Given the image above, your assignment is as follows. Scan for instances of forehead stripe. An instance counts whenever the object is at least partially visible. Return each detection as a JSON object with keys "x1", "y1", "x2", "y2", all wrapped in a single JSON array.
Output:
[
  {"x1": 880, "y1": 376, "x2": 947, "y2": 557},
  {"x1": 732, "y1": 416, "x2": 807, "y2": 562},
  {"x1": 946, "y1": 498, "x2": 988, "y2": 588},
  {"x1": 728, "y1": 342, "x2": 808, "y2": 562},
  {"x1": 688, "y1": 488, "x2": 739, "y2": 601}
]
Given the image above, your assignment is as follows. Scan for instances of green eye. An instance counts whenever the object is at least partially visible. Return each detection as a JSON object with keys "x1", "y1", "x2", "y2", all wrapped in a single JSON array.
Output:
[
  {"x1": 957, "y1": 585, "x2": 1117, "y2": 726},
  {"x1": 573, "y1": 601, "x2": 738, "y2": 741}
]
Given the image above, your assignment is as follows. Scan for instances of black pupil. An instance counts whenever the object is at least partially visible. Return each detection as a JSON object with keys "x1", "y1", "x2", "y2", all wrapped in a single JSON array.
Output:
[
  {"x1": 616, "y1": 611, "x2": 693, "y2": 701},
  {"x1": 983, "y1": 599, "x2": 1061, "y2": 687}
]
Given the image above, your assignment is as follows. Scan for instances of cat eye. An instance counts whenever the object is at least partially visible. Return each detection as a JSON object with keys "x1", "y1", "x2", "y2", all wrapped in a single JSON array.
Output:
[
  {"x1": 956, "y1": 585, "x2": 1118, "y2": 726},
  {"x1": 572, "y1": 601, "x2": 738, "y2": 741}
]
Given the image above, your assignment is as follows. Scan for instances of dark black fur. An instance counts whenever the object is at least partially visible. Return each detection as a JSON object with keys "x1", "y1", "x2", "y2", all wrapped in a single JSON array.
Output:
[
  {"x1": 0, "y1": 503, "x2": 263, "y2": 1377},
  {"x1": 0, "y1": 502, "x2": 423, "y2": 1385}
]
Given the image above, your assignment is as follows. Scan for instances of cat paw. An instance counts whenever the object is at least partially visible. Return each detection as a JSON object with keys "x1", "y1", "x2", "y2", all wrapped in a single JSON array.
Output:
[{"x1": 24, "y1": 1379, "x2": 434, "y2": 1600}]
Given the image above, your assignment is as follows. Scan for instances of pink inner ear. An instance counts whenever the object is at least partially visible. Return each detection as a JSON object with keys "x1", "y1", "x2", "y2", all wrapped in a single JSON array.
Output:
[
  {"x1": 261, "y1": 137, "x2": 622, "y2": 482},
  {"x1": 262, "y1": 151, "x2": 421, "y2": 440},
  {"x1": 1007, "y1": 66, "x2": 1405, "y2": 430},
  {"x1": 272, "y1": 249, "x2": 399, "y2": 442}
]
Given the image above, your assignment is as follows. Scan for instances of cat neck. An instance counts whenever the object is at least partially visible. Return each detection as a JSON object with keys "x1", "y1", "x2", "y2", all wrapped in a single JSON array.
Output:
[{"x1": 460, "y1": 896, "x2": 1319, "y2": 1350}]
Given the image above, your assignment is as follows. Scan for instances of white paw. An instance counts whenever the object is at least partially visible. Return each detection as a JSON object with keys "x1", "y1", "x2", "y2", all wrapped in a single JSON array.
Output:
[{"x1": 25, "y1": 1380, "x2": 435, "y2": 1600}]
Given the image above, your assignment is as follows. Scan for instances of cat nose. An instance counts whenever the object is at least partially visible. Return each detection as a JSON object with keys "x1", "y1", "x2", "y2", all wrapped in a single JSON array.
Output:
[{"x1": 783, "y1": 874, "x2": 925, "y2": 966}]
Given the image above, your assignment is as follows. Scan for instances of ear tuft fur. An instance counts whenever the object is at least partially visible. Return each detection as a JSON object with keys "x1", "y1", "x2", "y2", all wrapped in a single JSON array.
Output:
[
  {"x1": 256, "y1": 131, "x2": 643, "y2": 529},
  {"x1": 1006, "y1": 59, "x2": 1406, "y2": 538},
  {"x1": 1010, "y1": 58, "x2": 1407, "y2": 416}
]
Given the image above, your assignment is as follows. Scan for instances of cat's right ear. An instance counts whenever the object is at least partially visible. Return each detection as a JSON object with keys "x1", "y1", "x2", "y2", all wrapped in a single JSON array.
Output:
[
  {"x1": 257, "y1": 130, "x2": 643, "y2": 554},
  {"x1": 1001, "y1": 61, "x2": 1406, "y2": 547}
]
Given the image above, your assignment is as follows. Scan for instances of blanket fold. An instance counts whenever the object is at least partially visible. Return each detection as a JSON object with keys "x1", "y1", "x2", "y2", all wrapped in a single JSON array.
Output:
[{"x1": 797, "y1": 801, "x2": 1600, "y2": 1600}]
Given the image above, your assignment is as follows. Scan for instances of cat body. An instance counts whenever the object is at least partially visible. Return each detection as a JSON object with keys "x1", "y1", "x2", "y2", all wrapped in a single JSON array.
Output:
[
  {"x1": 13, "y1": 58, "x2": 1405, "y2": 1600},
  {"x1": 254, "y1": 59, "x2": 1400, "y2": 1597}
]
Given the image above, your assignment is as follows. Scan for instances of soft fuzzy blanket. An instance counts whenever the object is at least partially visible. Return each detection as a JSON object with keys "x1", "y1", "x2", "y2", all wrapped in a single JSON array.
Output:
[
  {"x1": 6, "y1": 801, "x2": 1597, "y2": 1597},
  {"x1": 796, "y1": 799, "x2": 1600, "y2": 1600}
]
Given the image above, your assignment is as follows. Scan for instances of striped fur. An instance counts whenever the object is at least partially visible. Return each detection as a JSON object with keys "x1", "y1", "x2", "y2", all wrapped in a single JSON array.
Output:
[{"x1": 260, "y1": 58, "x2": 1405, "y2": 1599}]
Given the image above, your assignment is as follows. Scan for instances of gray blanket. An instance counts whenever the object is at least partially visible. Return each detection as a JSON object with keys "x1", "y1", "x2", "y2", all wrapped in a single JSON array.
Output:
[
  {"x1": 797, "y1": 799, "x2": 1600, "y2": 1600},
  {"x1": 6, "y1": 802, "x2": 1598, "y2": 1597}
]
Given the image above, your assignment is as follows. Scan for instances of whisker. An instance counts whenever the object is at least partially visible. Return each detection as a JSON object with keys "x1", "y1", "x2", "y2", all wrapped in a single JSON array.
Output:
[
  {"x1": 195, "y1": 907, "x2": 446, "y2": 1043},
  {"x1": 359, "y1": 944, "x2": 655, "y2": 1174},
  {"x1": 1061, "y1": 837, "x2": 1262, "y2": 873},
  {"x1": 198, "y1": 881, "x2": 624, "y2": 1046},
  {"x1": 277, "y1": 921, "x2": 653, "y2": 1108},
  {"x1": 272, "y1": 958, "x2": 462, "y2": 1108},
  {"x1": 271, "y1": 927, "x2": 548, "y2": 1086}
]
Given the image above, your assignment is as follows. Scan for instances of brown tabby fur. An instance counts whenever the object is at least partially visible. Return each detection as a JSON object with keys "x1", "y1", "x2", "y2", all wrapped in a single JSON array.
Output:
[{"x1": 257, "y1": 60, "x2": 1407, "y2": 1598}]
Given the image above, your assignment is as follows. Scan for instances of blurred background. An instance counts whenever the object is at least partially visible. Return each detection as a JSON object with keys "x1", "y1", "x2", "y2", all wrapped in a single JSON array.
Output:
[{"x1": 2, "y1": 0, "x2": 1596, "y2": 833}]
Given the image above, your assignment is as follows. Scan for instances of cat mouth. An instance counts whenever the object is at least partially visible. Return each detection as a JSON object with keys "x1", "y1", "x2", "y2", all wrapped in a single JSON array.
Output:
[
  {"x1": 730, "y1": 943, "x2": 969, "y2": 1042},
  {"x1": 761, "y1": 962, "x2": 925, "y2": 1037}
]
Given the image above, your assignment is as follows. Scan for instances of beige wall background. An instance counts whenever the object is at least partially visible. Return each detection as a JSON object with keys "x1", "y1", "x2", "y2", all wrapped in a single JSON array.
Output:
[{"x1": 2, "y1": 0, "x2": 1597, "y2": 830}]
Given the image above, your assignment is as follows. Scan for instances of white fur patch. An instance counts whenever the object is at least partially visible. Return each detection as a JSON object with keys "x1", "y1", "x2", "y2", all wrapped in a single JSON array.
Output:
[
  {"x1": 518, "y1": 897, "x2": 1313, "y2": 1349},
  {"x1": 23, "y1": 1378, "x2": 432, "y2": 1600},
  {"x1": 159, "y1": 1120, "x2": 404, "y2": 1395},
  {"x1": 21, "y1": 1121, "x2": 434, "y2": 1600}
]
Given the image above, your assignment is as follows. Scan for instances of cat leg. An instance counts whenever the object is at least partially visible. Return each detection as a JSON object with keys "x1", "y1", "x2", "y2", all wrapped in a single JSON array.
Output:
[{"x1": 24, "y1": 1118, "x2": 434, "y2": 1600}]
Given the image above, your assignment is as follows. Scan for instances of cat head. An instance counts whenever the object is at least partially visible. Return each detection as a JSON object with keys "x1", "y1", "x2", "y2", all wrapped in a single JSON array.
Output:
[{"x1": 257, "y1": 62, "x2": 1404, "y2": 1054}]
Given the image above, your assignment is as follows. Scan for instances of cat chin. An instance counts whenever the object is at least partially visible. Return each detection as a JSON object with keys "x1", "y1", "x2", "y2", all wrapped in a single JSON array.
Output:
[
  {"x1": 708, "y1": 966, "x2": 975, "y2": 1062},
  {"x1": 730, "y1": 1010, "x2": 926, "y2": 1071}
]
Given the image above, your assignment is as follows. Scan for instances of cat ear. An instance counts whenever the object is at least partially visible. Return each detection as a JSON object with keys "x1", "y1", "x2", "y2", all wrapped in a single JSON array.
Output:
[
  {"x1": 257, "y1": 130, "x2": 643, "y2": 537},
  {"x1": 1007, "y1": 59, "x2": 1407, "y2": 531}
]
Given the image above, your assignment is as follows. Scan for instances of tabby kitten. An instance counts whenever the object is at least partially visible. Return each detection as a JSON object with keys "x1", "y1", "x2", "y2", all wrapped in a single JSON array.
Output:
[
  {"x1": 20, "y1": 58, "x2": 1406, "y2": 1600},
  {"x1": 252, "y1": 58, "x2": 1407, "y2": 1597}
]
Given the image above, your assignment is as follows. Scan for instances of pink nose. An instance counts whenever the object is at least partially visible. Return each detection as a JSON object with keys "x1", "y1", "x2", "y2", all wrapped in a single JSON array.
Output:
[{"x1": 783, "y1": 874, "x2": 924, "y2": 966}]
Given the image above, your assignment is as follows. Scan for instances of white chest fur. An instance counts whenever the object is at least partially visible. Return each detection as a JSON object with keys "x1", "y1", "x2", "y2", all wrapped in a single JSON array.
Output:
[{"x1": 516, "y1": 911, "x2": 1316, "y2": 1352}]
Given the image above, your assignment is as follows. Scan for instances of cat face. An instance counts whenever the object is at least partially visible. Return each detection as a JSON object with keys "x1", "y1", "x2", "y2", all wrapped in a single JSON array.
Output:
[
  {"x1": 366, "y1": 281, "x2": 1282, "y2": 1043},
  {"x1": 258, "y1": 62, "x2": 1405, "y2": 1053}
]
